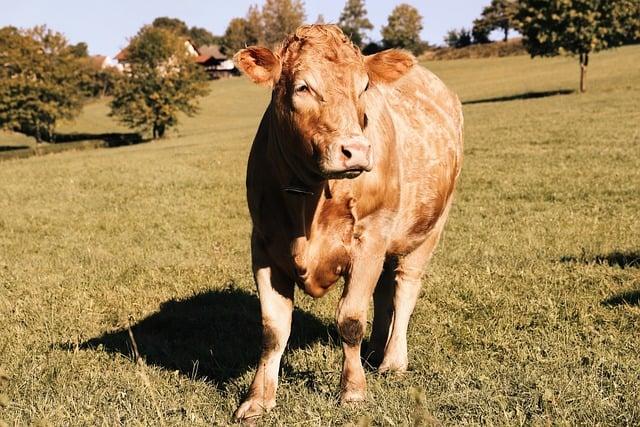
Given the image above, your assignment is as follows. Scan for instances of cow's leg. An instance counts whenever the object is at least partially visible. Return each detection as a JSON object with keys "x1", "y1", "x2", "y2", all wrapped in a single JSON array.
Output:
[
  {"x1": 234, "y1": 238, "x2": 294, "y2": 420},
  {"x1": 337, "y1": 249, "x2": 385, "y2": 403},
  {"x1": 379, "y1": 216, "x2": 448, "y2": 373},
  {"x1": 365, "y1": 258, "x2": 397, "y2": 368}
]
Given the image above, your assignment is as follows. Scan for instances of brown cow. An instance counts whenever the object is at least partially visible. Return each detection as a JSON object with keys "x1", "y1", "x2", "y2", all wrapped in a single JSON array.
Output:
[{"x1": 233, "y1": 25, "x2": 463, "y2": 420}]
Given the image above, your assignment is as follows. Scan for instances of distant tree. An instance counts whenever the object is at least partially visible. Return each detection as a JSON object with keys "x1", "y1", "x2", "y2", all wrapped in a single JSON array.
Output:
[
  {"x1": 362, "y1": 41, "x2": 384, "y2": 55},
  {"x1": 152, "y1": 17, "x2": 221, "y2": 48},
  {"x1": 222, "y1": 4, "x2": 266, "y2": 53},
  {"x1": 472, "y1": 23, "x2": 491, "y2": 44},
  {"x1": 245, "y1": 4, "x2": 265, "y2": 45},
  {"x1": 338, "y1": 0, "x2": 374, "y2": 47},
  {"x1": 223, "y1": 18, "x2": 252, "y2": 54},
  {"x1": 152, "y1": 17, "x2": 190, "y2": 36},
  {"x1": 316, "y1": 14, "x2": 326, "y2": 24},
  {"x1": 516, "y1": 0, "x2": 640, "y2": 93},
  {"x1": 0, "y1": 26, "x2": 85, "y2": 142},
  {"x1": 474, "y1": 0, "x2": 518, "y2": 42},
  {"x1": 109, "y1": 26, "x2": 209, "y2": 139},
  {"x1": 381, "y1": 4, "x2": 425, "y2": 55},
  {"x1": 69, "y1": 41, "x2": 89, "y2": 57},
  {"x1": 445, "y1": 28, "x2": 472, "y2": 48},
  {"x1": 262, "y1": 0, "x2": 306, "y2": 46},
  {"x1": 188, "y1": 26, "x2": 220, "y2": 47},
  {"x1": 76, "y1": 59, "x2": 121, "y2": 98}
]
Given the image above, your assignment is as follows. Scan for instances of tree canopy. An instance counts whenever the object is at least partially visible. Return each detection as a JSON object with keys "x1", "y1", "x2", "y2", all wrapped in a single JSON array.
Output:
[
  {"x1": 109, "y1": 26, "x2": 209, "y2": 139},
  {"x1": 0, "y1": 26, "x2": 85, "y2": 142},
  {"x1": 516, "y1": 0, "x2": 640, "y2": 92},
  {"x1": 262, "y1": 0, "x2": 306, "y2": 46},
  {"x1": 474, "y1": 0, "x2": 519, "y2": 42},
  {"x1": 222, "y1": 5, "x2": 265, "y2": 54},
  {"x1": 151, "y1": 17, "x2": 220, "y2": 47},
  {"x1": 338, "y1": 0, "x2": 374, "y2": 48},
  {"x1": 381, "y1": 3, "x2": 425, "y2": 54}
]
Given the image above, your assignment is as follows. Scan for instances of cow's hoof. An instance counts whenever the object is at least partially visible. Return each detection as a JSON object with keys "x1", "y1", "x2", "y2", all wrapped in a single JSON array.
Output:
[
  {"x1": 340, "y1": 389, "x2": 366, "y2": 404},
  {"x1": 234, "y1": 398, "x2": 275, "y2": 422},
  {"x1": 378, "y1": 358, "x2": 408, "y2": 374}
]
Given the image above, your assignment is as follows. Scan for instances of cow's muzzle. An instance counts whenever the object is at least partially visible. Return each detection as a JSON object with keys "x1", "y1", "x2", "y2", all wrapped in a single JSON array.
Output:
[{"x1": 323, "y1": 136, "x2": 372, "y2": 179}]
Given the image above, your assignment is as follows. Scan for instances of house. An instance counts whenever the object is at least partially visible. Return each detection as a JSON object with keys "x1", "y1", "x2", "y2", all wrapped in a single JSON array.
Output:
[
  {"x1": 88, "y1": 55, "x2": 123, "y2": 72},
  {"x1": 114, "y1": 40, "x2": 237, "y2": 79},
  {"x1": 195, "y1": 45, "x2": 239, "y2": 79}
]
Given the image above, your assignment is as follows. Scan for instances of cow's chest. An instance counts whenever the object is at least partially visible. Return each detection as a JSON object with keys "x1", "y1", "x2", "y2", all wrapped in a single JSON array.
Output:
[{"x1": 290, "y1": 196, "x2": 356, "y2": 298}]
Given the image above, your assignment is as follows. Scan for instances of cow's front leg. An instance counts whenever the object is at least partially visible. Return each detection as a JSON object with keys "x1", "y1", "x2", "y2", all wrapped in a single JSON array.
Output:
[
  {"x1": 337, "y1": 249, "x2": 385, "y2": 403},
  {"x1": 235, "y1": 242, "x2": 294, "y2": 420}
]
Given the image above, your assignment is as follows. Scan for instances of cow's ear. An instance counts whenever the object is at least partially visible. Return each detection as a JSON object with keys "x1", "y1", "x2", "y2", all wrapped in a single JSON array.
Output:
[
  {"x1": 365, "y1": 49, "x2": 416, "y2": 85},
  {"x1": 234, "y1": 47, "x2": 281, "y2": 87}
]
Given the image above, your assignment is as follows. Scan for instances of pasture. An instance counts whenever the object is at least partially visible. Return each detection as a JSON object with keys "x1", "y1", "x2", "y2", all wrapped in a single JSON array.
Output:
[{"x1": 1, "y1": 45, "x2": 639, "y2": 425}]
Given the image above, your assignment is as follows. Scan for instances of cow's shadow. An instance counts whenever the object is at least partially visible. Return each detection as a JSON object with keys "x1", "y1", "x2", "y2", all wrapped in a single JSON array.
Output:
[
  {"x1": 70, "y1": 287, "x2": 337, "y2": 388},
  {"x1": 560, "y1": 251, "x2": 640, "y2": 269}
]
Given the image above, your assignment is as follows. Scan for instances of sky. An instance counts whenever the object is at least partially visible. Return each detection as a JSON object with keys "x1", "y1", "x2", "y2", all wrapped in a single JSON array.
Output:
[{"x1": 1, "y1": 0, "x2": 491, "y2": 56}]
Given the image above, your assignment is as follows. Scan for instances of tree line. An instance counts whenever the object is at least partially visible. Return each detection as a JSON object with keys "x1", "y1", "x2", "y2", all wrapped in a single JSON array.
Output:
[
  {"x1": 221, "y1": 0, "x2": 428, "y2": 55},
  {"x1": 1, "y1": 0, "x2": 638, "y2": 144}
]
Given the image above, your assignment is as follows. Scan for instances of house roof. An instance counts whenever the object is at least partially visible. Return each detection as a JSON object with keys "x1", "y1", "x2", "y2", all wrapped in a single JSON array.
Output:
[
  {"x1": 114, "y1": 48, "x2": 128, "y2": 62},
  {"x1": 196, "y1": 45, "x2": 227, "y2": 61},
  {"x1": 87, "y1": 55, "x2": 107, "y2": 70}
]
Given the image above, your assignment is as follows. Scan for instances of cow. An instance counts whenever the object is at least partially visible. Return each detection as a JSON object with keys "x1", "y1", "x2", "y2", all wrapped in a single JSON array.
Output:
[{"x1": 232, "y1": 25, "x2": 463, "y2": 420}]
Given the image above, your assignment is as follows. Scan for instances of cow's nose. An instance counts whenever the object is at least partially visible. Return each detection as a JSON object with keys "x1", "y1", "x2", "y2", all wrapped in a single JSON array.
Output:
[{"x1": 340, "y1": 141, "x2": 372, "y2": 171}]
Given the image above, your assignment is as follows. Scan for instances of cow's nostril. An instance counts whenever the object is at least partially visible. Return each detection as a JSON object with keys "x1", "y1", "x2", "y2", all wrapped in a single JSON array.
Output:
[{"x1": 341, "y1": 146, "x2": 353, "y2": 159}]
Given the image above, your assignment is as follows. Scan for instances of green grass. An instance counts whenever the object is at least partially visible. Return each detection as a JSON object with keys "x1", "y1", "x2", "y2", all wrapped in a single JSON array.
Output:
[{"x1": 1, "y1": 45, "x2": 639, "y2": 425}]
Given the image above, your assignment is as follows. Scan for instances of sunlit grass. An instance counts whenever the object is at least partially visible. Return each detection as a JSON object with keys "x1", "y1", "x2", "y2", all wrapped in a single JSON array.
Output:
[{"x1": 0, "y1": 45, "x2": 639, "y2": 425}]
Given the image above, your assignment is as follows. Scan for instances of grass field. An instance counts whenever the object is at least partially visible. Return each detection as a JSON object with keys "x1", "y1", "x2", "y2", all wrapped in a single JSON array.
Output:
[{"x1": 1, "y1": 46, "x2": 639, "y2": 425}]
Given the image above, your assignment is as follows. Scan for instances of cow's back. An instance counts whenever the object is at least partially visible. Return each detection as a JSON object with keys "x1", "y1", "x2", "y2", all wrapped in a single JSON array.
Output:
[{"x1": 379, "y1": 65, "x2": 463, "y2": 255}]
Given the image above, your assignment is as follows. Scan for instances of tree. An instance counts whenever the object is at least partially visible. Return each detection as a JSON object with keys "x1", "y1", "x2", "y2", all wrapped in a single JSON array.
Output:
[
  {"x1": 69, "y1": 41, "x2": 89, "y2": 58},
  {"x1": 516, "y1": 0, "x2": 640, "y2": 93},
  {"x1": 474, "y1": 0, "x2": 518, "y2": 42},
  {"x1": 262, "y1": 0, "x2": 306, "y2": 46},
  {"x1": 245, "y1": 4, "x2": 265, "y2": 45},
  {"x1": 381, "y1": 4, "x2": 425, "y2": 55},
  {"x1": 445, "y1": 28, "x2": 472, "y2": 48},
  {"x1": 223, "y1": 18, "x2": 252, "y2": 54},
  {"x1": 152, "y1": 17, "x2": 190, "y2": 36},
  {"x1": 472, "y1": 24, "x2": 491, "y2": 44},
  {"x1": 0, "y1": 26, "x2": 85, "y2": 142},
  {"x1": 338, "y1": 0, "x2": 374, "y2": 47},
  {"x1": 188, "y1": 26, "x2": 221, "y2": 47},
  {"x1": 152, "y1": 17, "x2": 221, "y2": 48},
  {"x1": 109, "y1": 26, "x2": 209, "y2": 139}
]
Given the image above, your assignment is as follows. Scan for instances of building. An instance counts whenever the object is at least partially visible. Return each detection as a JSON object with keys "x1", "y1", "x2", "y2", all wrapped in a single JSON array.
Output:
[{"x1": 115, "y1": 40, "x2": 237, "y2": 79}]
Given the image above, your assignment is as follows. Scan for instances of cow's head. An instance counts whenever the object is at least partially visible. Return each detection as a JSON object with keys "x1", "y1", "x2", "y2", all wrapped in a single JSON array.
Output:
[{"x1": 234, "y1": 25, "x2": 416, "y2": 181}]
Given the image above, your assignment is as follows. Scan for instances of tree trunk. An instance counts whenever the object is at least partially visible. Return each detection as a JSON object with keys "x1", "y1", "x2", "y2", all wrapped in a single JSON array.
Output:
[
  {"x1": 157, "y1": 123, "x2": 166, "y2": 139},
  {"x1": 152, "y1": 123, "x2": 158, "y2": 140},
  {"x1": 579, "y1": 52, "x2": 589, "y2": 93},
  {"x1": 504, "y1": 27, "x2": 508, "y2": 42},
  {"x1": 34, "y1": 119, "x2": 41, "y2": 143}
]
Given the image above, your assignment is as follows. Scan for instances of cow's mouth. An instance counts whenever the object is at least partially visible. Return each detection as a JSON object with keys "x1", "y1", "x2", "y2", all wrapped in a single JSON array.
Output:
[{"x1": 323, "y1": 168, "x2": 365, "y2": 180}]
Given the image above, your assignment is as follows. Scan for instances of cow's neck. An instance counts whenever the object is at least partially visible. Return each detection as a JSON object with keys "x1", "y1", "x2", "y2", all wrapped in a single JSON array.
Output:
[{"x1": 266, "y1": 104, "x2": 326, "y2": 199}]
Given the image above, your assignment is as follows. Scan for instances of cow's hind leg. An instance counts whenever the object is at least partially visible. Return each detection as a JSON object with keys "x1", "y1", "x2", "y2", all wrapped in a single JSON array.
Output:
[
  {"x1": 234, "y1": 237, "x2": 294, "y2": 421},
  {"x1": 379, "y1": 215, "x2": 448, "y2": 373}
]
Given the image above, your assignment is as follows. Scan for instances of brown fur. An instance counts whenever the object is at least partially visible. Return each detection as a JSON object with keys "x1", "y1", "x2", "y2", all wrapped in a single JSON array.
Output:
[{"x1": 233, "y1": 25, "x2": 463, "y2": 420}]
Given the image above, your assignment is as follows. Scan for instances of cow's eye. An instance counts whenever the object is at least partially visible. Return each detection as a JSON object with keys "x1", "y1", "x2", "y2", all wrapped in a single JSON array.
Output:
[{"x1": 295, "y1": 84, "x2": 309, "y2": 94}]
